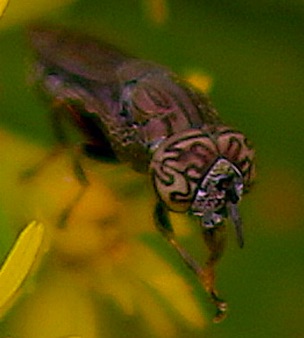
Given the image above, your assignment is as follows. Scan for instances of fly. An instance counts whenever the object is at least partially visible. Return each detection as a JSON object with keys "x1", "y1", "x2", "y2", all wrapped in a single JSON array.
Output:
[{"x1": 28, "y1": 25, "x2": 255, "y2": 322}]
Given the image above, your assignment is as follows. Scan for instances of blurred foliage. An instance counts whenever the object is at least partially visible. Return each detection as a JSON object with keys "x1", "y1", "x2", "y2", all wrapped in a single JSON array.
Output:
[{"x1": 0, "y1": 0, "x2": 304, "y2": 337}]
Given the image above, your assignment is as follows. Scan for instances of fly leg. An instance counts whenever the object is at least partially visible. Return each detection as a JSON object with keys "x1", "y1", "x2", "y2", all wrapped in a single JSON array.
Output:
[
  {"x1": 154, "y1": 201, "x2": 227, "y2": 322},
  {"x1": 202, "y1": 226, "x2": 227, "y2": 322},
  {"x1": 154, "y1": 201, "x2": 205, "y2": 275}
]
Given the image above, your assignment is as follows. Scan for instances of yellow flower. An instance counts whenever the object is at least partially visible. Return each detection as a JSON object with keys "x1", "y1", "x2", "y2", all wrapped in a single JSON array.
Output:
[
  {"x1": 0, "y1": 221, "x2": 45, "y2": 319},
  {"x1": 0, "y1": 130, "x2": 207, "y2": 337},
  {"x1": 0, "y1": 0, "x2": 73, "y2": 27},
  {"x1": 0, "y1": 0, "x2": 9, "y2": 17},
  {"x1": 185, "y1": 70, "x2": 214, "y2": 94}
]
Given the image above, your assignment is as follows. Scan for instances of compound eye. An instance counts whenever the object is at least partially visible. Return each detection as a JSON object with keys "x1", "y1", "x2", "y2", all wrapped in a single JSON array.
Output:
[
  {"x1": 215, "y1": 126, "x2": 255, "y2": 187},
  {"x1": 150, "y1": 129, "x2": 218, "y2": 212},
  {"x1": 150, "y1": 126, "x2": 253, "y2": 217}
]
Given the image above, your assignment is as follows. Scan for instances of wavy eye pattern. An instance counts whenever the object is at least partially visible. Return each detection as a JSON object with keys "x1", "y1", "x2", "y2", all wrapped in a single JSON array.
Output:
[{"x1": 151, "y1": 126, "x2": 254, "y2": 211}]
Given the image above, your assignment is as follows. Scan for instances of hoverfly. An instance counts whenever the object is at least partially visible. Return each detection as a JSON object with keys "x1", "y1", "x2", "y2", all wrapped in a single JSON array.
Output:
[{"x1": 28, "y1": 25, "x2": 255, "y2": 322}]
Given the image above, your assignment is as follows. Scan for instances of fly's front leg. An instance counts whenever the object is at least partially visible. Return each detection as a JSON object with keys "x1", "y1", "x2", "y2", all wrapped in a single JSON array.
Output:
[
  {"x1": 154, "y1": 201, "x2": 227, "y2": 322},
  {"x1": 202, "y1": 226, "x2": 227, "y2": 322},
  {"x1": 154, "y1": 202, "x2": 204, "y2": 275}
]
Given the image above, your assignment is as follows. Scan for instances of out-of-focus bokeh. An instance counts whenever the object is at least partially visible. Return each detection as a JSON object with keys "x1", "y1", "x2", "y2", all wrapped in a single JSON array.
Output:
[
  {"x1": 0, "y1": 0, "x2": 9, "y2": 18},
  {"x1": 0, "y1": 0, "x2": 303, "y2": 337}
]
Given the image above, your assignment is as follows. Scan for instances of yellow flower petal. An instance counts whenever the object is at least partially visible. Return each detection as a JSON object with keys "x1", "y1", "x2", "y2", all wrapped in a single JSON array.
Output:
[
  {"x1": 185, "y1": 70, "x2": 214, "y2": 94},
  {"x1": 7, "y1": 267, "x2": 100, "y2": 338},
  {"x1": 0, "y1": 221, "x2": 44, "y2": 318},
  {"x1": 0, "y1": 0, "x2": 73, "y2": 27},
  {"x1": 133, "y1": 243, "x2": 206, "y2": 328},
  {"x1": 0, "y1": 0, "x2": 9, "y2": 17}
]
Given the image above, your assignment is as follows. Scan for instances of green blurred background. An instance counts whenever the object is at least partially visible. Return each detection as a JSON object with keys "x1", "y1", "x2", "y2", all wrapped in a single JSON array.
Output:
[{"x1": 0, "y1": 0, "x2": 304, "y2": 337}]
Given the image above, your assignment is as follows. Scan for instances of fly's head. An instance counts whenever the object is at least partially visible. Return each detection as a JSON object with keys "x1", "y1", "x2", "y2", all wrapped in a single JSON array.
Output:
[
  {"x1": 150, "y1": 125, "x2": 255, "y2": 246},
  {"x1": 190, "y1": 157, "x2": 243, "y2": 225}
]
